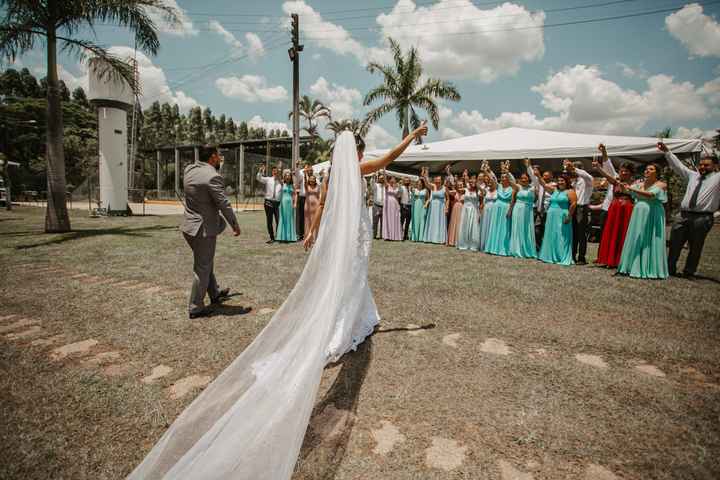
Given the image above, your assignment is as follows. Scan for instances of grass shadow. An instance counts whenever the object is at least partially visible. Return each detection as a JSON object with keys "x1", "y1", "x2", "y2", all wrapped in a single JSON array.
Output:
[
  {"x1": 293, "y1": 338, "x2": 373, "y2": 480},
  {"x1": 375, "y1": 323, "x2": 436, "y2": 334},
  {"x1": 207, "y1": 304, "x2": 253, "y2": 317},
  {"x1": 13, "y1": 225, "x2": 176, "y2": 250}
]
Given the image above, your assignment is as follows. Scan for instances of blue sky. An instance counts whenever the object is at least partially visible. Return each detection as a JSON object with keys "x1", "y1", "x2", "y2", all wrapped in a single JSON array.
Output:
[{"x1": 8, "y1": 0, "x2": 720, "y2": 149}]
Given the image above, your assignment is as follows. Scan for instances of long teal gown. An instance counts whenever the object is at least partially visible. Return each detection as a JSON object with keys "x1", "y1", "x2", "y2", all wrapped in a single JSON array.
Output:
[
  {"x1": 538, "y1": 190, "x2": 573, "y2": 265},
  {"x1": 480, "y1": 189, "x2": 496, "y2": 252},
  {"x1": 410, "y1": 189, "x2": 428, "y2": 242},
  {"x1": 276, "y1": 184, "x2": 297, "y2": 242},
  {"x1": 617, "y1": 184, "x2": 668, "y2": 279},
  {"x1": 483, "y1": 186, "x2": 513, "y2": 256},
  {"x1": 509, "y1": 188, "x2": 537, "y2": 258},
  {"x1": 424, "y1": 187, "x2": 447, "y2": 244},
  {"x1": 457, "y1": 191, "x2": 481, "y2": 251}
]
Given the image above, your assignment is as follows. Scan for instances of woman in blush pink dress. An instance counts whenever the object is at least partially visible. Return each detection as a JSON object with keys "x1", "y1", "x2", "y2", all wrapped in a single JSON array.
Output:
[
  {"x1": 304, "y1": 173, "x2": 321, "y2": 236},
  {"x1": 447, "y1": 180, "x2": 465, "y2": 246},
  {"x1": 382, "y1": 175, "x2": 403, "y2": 241}
]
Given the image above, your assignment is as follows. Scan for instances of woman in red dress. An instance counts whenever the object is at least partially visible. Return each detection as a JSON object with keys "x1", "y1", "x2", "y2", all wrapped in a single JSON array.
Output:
[{"x1": 593, "y1": 144, "x2": 636, "y2": 268}]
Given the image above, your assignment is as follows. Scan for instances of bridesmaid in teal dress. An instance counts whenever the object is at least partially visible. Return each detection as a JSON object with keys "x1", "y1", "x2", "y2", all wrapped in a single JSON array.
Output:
[
  {"x1": 410, "y1": 177, "x2": 429, "y2": 242},
  {"x1": 484, "y1": 164, "x2": 516, "y2": 256},
  {"x1": 617, "y1": 164, "x2": 668, "y2": 279},
  {"x1": 479, "y1": 169, "x2": 497, "y2": 252},
  {"x1": 538, "y1": 175, "x2": 576, "y2": 265},
  {"x1": 457, "y1": 178, "x2": 482, "y2": 251},
  {"x1": 276, "y1": 170, "x2": 297, "y2": 242},
  {"x1": 509, "y1": 161, "x2": 537, "y2": 259},
  {"x1": 423, "y1": 175, "x2": 448, "y2": 244}
]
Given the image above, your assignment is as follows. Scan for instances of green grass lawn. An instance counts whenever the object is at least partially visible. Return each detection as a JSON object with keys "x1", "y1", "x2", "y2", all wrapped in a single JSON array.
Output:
[{"x1": 1, "y1": 206, "x2": 719, "y2": 480}]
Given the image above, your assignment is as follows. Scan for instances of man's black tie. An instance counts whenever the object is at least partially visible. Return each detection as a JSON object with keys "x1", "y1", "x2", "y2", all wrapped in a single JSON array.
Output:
[{"x1": 688, "y1": 174, "x2": 706, "y2": 211}]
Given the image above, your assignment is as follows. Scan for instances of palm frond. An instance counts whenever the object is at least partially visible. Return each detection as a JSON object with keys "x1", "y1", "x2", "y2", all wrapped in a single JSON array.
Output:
[{"x1": 364, "y1": 103, "x2": 395, "y2": 127}]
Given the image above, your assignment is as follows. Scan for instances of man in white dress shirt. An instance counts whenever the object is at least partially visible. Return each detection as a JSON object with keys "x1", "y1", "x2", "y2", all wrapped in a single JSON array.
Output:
[
  {"x1": 564, "y1": 159, "x2": 594, "y2": 265},
  {"x1": 658, "y1": 142, "x2": 719, "y2": 278},
  {"x1": 399, "y1": 177, "x2": 412, "y2": 240},
  {"x1": 257, "y1": 165, "x2": 282, "y2": 244},
  {"x1": 533, "y1": 166, "x2": 555, "y2": 250},
  {"x1": 372, "y1": 174, "x2": 385, "y2": 239}
]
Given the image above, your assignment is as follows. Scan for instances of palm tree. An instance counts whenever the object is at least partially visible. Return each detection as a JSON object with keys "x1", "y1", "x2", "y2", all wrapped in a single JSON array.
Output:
[
  {"x1": 0, "y1": 0, "x2": 177, "y2": 232},
  {"x1": 364, "y1": 38, "x2": 461, "y2": 142},
  {"x1": 289, "y1": 95, "x2": 330, "y2": 138},
  {"x1": 326, "y1": 118, "x2": 370, "y2": 138}
]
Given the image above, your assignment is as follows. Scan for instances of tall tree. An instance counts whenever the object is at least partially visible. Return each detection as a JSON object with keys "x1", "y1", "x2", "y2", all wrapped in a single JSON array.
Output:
[
  {"x1": 326, "y1": 118, "x2": 369, "y2": 138},
  {"x1": 364, "y1": 37, "x2": 461, "y2": 141},
  {"x1": 289, "y1": 95, "x2": 330, "y2": 138},
  {"x1": 202, "y1": 107, "x2": 214, "y2": 143},
  {"x1": 160, "y1": 102, "x2": 173, "y2": 145},
  {"x1": 188, "y1": 106, "x2": 204, "y2": 143},
  {"x1": 226, "y1": 116, "x2": 237, "y2": 139},
  {"x1": 216, "y1": 113, "x2": 227, "y2": 142},
  {"x1": 71, "y1": 86, "x2": 88, "y2": 107},
  {"x1": 0, "y1": 0, "x2": 177, "y2": 232},
  {"x1": 238, "y1": 121, "x2": 248, "y2": 140}
]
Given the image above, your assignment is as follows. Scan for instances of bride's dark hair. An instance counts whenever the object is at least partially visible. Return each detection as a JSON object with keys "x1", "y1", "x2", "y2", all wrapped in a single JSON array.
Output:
[{"x1": 355, "y1": 134, "x2": 365, "y2": 153}]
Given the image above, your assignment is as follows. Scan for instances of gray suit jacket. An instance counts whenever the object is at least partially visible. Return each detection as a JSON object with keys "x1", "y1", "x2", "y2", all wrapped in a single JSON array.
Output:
[{"x1": 180, "y1": 162, "x2": 239, "y2": 237}]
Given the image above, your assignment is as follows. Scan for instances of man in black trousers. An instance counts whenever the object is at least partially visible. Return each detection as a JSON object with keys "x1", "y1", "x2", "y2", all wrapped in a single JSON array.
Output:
[
  {"x1": 256, "y1": 165, "x2": 281, "y2": 244},
  {"x1": 659, "y1": 142, "x2": 719, "y2": 278},
  {"x1": 399, "y1": 177, "x2": 412, "y2": 240}
]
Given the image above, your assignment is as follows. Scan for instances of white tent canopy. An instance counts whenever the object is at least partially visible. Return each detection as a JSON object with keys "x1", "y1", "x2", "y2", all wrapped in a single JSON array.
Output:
[
  {"x1": 311, "y1": 160, "x2": 418, "y2": 181},
  {"x1": 365, "y1": 127, "x2": 702, "y2": 173}
]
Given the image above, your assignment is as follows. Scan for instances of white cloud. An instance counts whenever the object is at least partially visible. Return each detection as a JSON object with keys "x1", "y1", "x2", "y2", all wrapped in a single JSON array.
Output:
[
  {"x1": 215, "y1": 75, "x2": 288, "y2": 103},
  {"x1": 675, "y1": 127, "x2": 716, "y2": 139},
  {"x1": 440, "y1": 127, "x2": 463, "y2": 139},
  {"x1": 365, "y1": 124, "x2": 398, "y2": 150},
  {"x1": 617, "y1": 62, "x2": 648, "y2": 79},
  {"x1": 699, "y1": 77, "x2": 720, "y2": 108},
  {"x1": 147, "y1": 0, "x2": 197, "y2": 36},
  {"x1": 57, "y1": 65, "x2": 88, "y2": 92},
  {"x1": 666, "y1": 3, "x2": 720, "y2": 57},
  {"x1": 247, "y1": 115, "x2": 289, "y2": 133},
  {"x1": 443, "y1": 65, "x2": 715, "y2": 136},
  {"x1": 376, "y1": 0, "x2": 546, "y2": 82},
  {"x1": 309, "y1": 77, "x2": 362, "y2": 120},
  {"x1": 208, "y1": 21, "x2": 265, "y2": 60},
  {"x1": 312, "y1": 53, "x2": 322, "y2": 61}
]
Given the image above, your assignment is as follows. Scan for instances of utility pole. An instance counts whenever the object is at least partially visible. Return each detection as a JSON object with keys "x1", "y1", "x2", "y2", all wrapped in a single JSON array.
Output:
[{"x1": 289, "y1": 13, "x2": 303, "y2": 170}]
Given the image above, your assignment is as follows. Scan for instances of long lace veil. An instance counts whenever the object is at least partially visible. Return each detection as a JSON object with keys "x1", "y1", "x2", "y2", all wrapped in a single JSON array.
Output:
[{"x1": 127, "y1": 131, "x2": 363, "y2": 479}]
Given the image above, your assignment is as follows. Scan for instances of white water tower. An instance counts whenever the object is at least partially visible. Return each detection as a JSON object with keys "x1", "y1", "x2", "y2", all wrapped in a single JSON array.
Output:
[{"x1": 88, "y1": 58, "x2": 134, "y2": 214}]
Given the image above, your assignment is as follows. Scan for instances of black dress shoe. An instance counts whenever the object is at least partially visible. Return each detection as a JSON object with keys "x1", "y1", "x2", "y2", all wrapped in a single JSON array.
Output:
[
  {"x1": 266, "y1": 239, "x2": 275, "y2": 244},
  {"x1": 576, "y1": 259, "x2": 588, "y2": 265},
  {"x1": 211, "y1": 288, "x2": 231, "y2": 305},
  {"x1": 189, "y1": 308, "x2": 211, "y2": 319}
]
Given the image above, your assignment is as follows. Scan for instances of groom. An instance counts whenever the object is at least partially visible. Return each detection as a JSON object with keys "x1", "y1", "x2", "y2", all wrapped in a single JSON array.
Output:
[{"x1": 180, "y1": 146, "x2": 241, "y2": 319}]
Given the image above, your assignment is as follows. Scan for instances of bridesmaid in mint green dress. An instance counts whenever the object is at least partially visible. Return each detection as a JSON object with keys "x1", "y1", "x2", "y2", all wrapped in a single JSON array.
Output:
[
  {"x1": 410, "y1": 179, "x2": 429, "y2": 242},
  {"x1": 484, "y1": 169, "x2": 516, "y2": 256},
  {"x1": 509, "y1": 169, "x2": 537, "y2": 259},
  {"x1": 617, "y1": 164, "x2": 668, "y2": 279},
  {"x1": 276, "y1": 170, "x2": 297, "y2": 242},
  {"x1": 538, "y1": 175, "x2": 576, "y2": 265},
  {"x1": 423, "y1": 176, "x2": 448, "y2": 244},
  {"x1": 456, "y1": 178, "x2": 482, "y2": 251}
]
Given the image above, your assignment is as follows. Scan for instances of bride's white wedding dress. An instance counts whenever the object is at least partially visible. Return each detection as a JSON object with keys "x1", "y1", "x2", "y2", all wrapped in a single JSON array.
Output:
[{"x1": 128, "y1": 131, "x2": 378, "y2": 479}]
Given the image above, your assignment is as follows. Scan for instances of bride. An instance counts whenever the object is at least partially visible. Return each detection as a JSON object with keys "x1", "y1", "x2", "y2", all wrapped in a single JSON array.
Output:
[{"x1": 128, "y1": 125, "x2": 427, "y2": 480}]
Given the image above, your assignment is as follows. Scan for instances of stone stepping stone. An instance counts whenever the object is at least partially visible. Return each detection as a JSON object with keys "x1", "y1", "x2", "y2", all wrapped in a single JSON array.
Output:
[
  {"x1": 0, "y1": 318, "x2": 38, "y2": 334},
  {"x1": 310, "y1": 404, "x2": 354, "y2": 442},
  {"x1": 257, "y1": 308, "x2": 275, "y2": 315},
  {"x1": 31, "y1": 334, "x2": 65, "y2": 347},
  {"x1": 425, "y1": 437, "x2": 467, "y2": 471},
  {"x1": 575, "y1": 354, "x2": 608, "y2": 369},
  {"x1": 144, "y1": 286, "x2": 163, "y2": 294},
  {"x1": 84, "y1": 351, "x2": 122, "y2": 366},
  {"x1": 480, "y1": 338, "x2": 511, "y2": 355},
  {"x1": 70, "y1": 273, "x2": 90, "y2": 279},
  {"x1": 634, "y1": 364, "x2": 666, "y2": 378},
  {"x1": 498, "y1": 460, "x2": 534, "y2": 480},
  {"x1": 50, "y1": 339, "x2": 99, "y2": 361},
  {"x1": 6, "y1": 325, "x2": 43, "y2": 340},
  {"x1": 0, "y1": 314, "x2": 18, "y2": 322},
  {"x1": 371, "y1": 420, "x2": 406, "y2": 455},
  {"x1": 141, "y1": 365, "x2": 174, "y2": 384},
  {"x1": 442, "y1": 333, "x2": 461, "y2": 348},
  {"x1": 109, "y1": 280, "x2": 136, "y2": 288},
  {"x1": 406, "y1": 324, "x2": 426, "y2": 336},
  {"x1": 78, "y1": 276, "x2": 106, "y2": 285},
  {"x1": 168, "y1": 375, "x2": 212, "y2": 400},
  {"x1": 103, "y1": 362, "x2": 135, "y2": 377},
  {"x1": 584, "y1": 464, "x2": 619, "y2": 480}
]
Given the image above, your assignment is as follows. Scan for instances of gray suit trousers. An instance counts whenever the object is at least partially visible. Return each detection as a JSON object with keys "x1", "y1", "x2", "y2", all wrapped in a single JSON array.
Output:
[{"x1": 183, "y1": 232, "x2": 220, "y2": 313}]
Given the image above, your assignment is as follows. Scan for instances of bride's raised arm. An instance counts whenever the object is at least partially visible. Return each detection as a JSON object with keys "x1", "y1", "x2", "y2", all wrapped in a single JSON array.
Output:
[{"x1": 359, "y1": 123, "x2": 428, "y2": 176}]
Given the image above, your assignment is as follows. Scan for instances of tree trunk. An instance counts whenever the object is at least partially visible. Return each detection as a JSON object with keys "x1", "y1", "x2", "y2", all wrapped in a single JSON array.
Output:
[{"x1": 45, "y1": 30, "x2": 71, "y2": 232}]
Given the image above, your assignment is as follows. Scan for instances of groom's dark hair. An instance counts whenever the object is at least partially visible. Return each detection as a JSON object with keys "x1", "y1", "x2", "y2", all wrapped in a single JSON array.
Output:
[
  {"x1": 355, "y1": 134, "x2": 365, "y2": 153},
  {"x1": 199, "y1": 145, "x2": 219, "y2": 163}
]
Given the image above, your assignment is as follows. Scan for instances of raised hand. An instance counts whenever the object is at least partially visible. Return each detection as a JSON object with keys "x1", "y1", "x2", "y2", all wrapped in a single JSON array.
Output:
[
  {"x1": 523, "y1": 158, "x2": 530, "y2": 168},
  {"x1": 598, "y1": 143, "x2": 607, "y2": 155},
  {"x1": 413, "y1": 121, "x2": 429, "y2": 139},
  {"x1": 656, "y1": 142, "x2": 669, "y2": 153}
]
